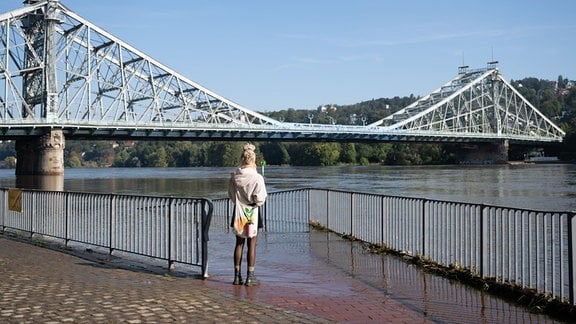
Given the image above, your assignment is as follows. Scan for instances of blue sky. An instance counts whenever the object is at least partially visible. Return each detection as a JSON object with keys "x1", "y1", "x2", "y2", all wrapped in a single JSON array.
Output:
[{"x1": 2, "y1": 0, "x2": 575, "y2": 111}]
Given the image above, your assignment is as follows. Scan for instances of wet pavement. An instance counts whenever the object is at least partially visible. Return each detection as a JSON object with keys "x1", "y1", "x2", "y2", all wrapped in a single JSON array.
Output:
[{"x1": 0, "y1": 229, "x2": 567, "y2": 323}]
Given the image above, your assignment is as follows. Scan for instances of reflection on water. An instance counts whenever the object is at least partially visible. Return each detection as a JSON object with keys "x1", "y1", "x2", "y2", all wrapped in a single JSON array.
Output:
[
  {"x1": 0, "y1": 163, "x2": 574, "y2": 212},
  {"x1": 15, "y1": 175, "x2": 64, "y2": 191},
  {"x1": 61, "y1": 168, "x2": 230, "y2": 199}
]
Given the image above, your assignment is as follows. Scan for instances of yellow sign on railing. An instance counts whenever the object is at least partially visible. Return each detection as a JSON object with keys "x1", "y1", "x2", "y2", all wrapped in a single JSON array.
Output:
[{"x1": 8, "y1": 188, "x2": 22, "y2": 212}]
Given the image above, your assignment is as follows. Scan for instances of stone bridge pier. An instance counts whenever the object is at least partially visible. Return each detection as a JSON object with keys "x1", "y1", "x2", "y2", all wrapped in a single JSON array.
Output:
[{"x1": 15, "y1": 129, "x2": 65, "y2": 176}]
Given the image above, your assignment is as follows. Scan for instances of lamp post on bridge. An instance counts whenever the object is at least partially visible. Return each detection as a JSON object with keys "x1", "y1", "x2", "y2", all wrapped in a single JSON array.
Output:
[{"x1": 308, "y1": 114, "x2": 314, "y2": 124}]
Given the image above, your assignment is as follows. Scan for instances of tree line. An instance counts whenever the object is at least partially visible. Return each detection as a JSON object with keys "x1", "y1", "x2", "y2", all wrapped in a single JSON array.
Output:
[{"x1": 0, "y1": 75, "x2": 574, "y2": 168}]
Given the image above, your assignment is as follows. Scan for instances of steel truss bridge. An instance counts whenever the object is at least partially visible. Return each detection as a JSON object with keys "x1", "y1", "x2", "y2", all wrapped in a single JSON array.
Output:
[{"x1": 0, "y1": 1, "x2": 565, "y2": 144}]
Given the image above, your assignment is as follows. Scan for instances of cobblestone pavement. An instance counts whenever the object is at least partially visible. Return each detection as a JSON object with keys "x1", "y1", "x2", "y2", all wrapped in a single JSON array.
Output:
[
  {"x1": 0, "y1": 230, "x2": 565, "y2": 323},
  {"x1": 0, "y1": 234, "x2": 329, "y2": 323}
]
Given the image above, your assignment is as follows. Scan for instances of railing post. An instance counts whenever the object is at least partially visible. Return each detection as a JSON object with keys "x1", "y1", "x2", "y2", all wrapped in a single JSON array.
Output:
[
  {"x1": 307, "y1": 189, "x2": 311, "y2": 225},
  {"x1": 65, "y1": 192, "x2": 69, "y2": 246},
  {"x1": 109, "y1": 195, "x2": 115, "y2": 255},
  {"x1": 569, "y1": 212, "x2": 575, "y2": 305},
  {"x1": 326, "y1": 189, "x2": 330, "y2": 230},
  {"x1": 262, "y1": 201, "x2": 267, "y2": 231},
  {"x1": 227, "y1": 199, "x2": 231, "y2": 233},
  {"x1": 29, "y1": 191, "x2": 34, "y2": 238},
  {"x1": 201, "y1": 199, "x2": 213, "y2": 279},
  {"x1": 422, "y1": 199, "x2": 426, "y2": 257},
  {"x1": 168, "y1": 197, "x2": 174, "y2": 271},
  {"x1": 381, "y1": 196, "x2": 385, "y2": 248},
  {"x1": 350, "y1": 193, "x2": 354, "y2": 237},
  {"x1": 1, "y1": 189, "x2": 4, "y2": 233},
  {"x1": 479, "y1": 204, "x2": 485, "y2": 278}
]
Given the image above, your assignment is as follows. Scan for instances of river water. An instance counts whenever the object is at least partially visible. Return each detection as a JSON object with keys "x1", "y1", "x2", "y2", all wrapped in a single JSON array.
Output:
[{"x1": 0, "y1": 163, "x2": 574, "y2": 212}]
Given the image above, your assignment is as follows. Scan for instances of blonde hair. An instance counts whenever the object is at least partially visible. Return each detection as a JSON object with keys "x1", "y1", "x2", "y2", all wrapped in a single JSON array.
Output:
[{"x1": 240, "y1": 143, "x2": 256, "y2": 168}]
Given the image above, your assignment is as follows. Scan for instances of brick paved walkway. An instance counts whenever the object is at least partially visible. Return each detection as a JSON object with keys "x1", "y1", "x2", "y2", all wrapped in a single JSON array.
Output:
[
  {"x1": 0, "y1": 234, "x2": 328, "y2": 323},
  {"x1": 0, "y1": 230, "x2": 563, "y2": 323}
]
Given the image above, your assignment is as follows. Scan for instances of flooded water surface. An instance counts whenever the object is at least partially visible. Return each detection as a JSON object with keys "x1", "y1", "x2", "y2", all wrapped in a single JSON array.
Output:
[{"x1": 0, "y1": 163, "x2": 574, "y2": 212}]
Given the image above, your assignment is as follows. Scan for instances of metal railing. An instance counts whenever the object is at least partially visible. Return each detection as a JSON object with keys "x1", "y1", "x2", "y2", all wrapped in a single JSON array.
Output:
[
  {"x1": 212, "y1": 188, "x2": 576, "y2": 305},
  {"x1": 0, "y1": 188, "x2": 213, "y2": 277},
  {"x1": 2, "y1": 186, "x2": 573, "y2": 304}
]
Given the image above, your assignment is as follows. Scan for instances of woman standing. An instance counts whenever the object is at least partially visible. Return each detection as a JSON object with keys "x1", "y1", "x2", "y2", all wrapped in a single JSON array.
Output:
[{"x1": 228, "y1": 143, "x2": 267, "y2": 286}]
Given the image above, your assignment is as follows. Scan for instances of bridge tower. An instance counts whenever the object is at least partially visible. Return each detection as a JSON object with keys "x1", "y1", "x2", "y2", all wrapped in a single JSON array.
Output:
[
  {"x1": 16, "y1": 0, "x2": 64, "y2": 176},
  {"x1": 490, "y1": 70, "x2": 509, "y2": 163}
]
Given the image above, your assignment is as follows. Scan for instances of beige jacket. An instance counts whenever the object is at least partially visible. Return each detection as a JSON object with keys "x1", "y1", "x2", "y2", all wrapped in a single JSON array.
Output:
[{"x1": 228, "y1": 167, "x2": 267, "y2": 207}]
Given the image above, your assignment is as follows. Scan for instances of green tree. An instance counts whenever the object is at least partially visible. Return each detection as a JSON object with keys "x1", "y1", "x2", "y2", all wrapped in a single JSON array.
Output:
[
  {"x1": 557, "y1": 75, "x2": 568, "y2": 89},
  {"x1": 387, "y1": 144, "x2": 422, "y2": 165},
  {"x1": 3, "y1": 156, "x2": 16, "y2": 168},
  {"x1": 127, "y1": 156, "x2": 141, "y2": 167},
  {"x1": 564, "y1": 88, "x2": 576, "y2": 114},
  {"x1": 340, "y1": 143, "x2": 357, "y2": 164},
  {"x1": 358, "y1": 156, "x2": 370, "y2": 165},
  {"x1": 0, "y1": 141, "x2": 15, "y2": 160},
  {"x1": 260, "y1": 142, "x2": 290, "y2": 165},
  {"x1": 67, "y1": 155, "x2": 83, "y2": 168},
  {"x1": 149, "y1": 147, "x2": 168, "y2": 167},
  {"x1": 299, "y1": 143, "x2": 340, "y2": 166},
  {"x1": 205, "y1": 142, "x2": 243, "y2": 167},
  {"x1": 130, "y1": 142, "x2": 171, "y2": 167},
  {"x1": 559, "y1": 117, "x2": 576, "y2": 161},
  {"x1": 286, "y1": 143, "x2": 306, "y2": 165},
  {"x1": 169, "y1": 142, "x2": 203, "y2": 167},
  {"x1": 356, "y1": 143, "x2": 392, "y2": 163},
  {"x1": 418, "y1": 144, "x2": 445, "y2": 164},
  {"x1": 113, "y1": 150, "x2": 130, "y2": 167},
  {"x1": 372, "y1": 143, "x2": 393, "y2": 163},
  {"x1": 82, "y1": 141, "x2": 116, "y2": 167},
  {"x1": 539, "y1": 88, "x2": 562, "y2": 118}
]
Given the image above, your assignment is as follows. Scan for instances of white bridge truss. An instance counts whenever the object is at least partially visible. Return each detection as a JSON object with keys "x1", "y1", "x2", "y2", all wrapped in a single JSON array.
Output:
[
  {"x1": 369, "y1": 65, "x2": 565, "y2": 142},
  {"x1": 0, "y1": 1, "x2": 565, "y2": 144}
]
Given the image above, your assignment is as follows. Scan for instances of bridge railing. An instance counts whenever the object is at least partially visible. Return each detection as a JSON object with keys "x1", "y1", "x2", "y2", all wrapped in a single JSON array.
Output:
[
  {"x1": 212, "y1": 188, "x2": 575, "y2": 305},
  {"x1": 0, "y1": 188, "x2": 213, "y2": 277}
]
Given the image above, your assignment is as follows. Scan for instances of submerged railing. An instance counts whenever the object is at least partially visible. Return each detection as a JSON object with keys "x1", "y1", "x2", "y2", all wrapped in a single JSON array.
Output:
[
  {"x1": 212, "y1": 188, "x2": 576, "y2": 305},
  {"x1": 0, "y1": 188, "x2": 213, "y2": 277}
]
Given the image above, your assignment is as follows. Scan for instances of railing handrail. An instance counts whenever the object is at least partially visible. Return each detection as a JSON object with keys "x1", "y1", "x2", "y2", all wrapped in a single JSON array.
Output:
[{"x1": 303, "y1": 187, "x2": 573, "y2": 214}]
